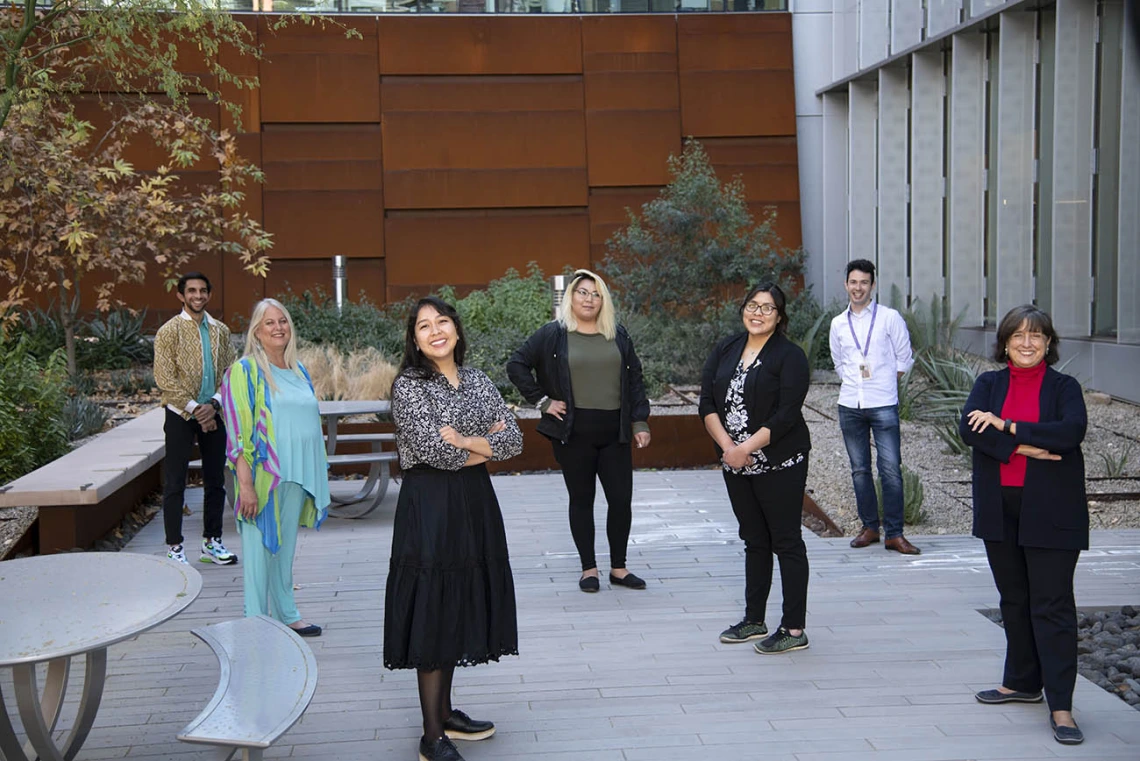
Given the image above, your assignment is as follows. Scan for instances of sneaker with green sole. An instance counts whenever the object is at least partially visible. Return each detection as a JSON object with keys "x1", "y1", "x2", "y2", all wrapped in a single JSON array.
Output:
[
  {"x1": 754, "y1": 626, "x2": 809, "y2": 654},
  {"x1": 719, "y1": 620, "x2": 768, "y2": 643}
]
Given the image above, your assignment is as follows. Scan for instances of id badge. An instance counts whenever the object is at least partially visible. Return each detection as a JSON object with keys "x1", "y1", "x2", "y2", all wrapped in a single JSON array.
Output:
[{"x1": 859, "y1": 362, "x2": 872, "y2": 380}]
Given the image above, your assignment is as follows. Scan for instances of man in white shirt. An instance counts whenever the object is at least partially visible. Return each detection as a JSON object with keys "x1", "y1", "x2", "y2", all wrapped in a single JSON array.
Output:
[{"x1": 828, "y1": 260, "x2": 920, "y2": 555}]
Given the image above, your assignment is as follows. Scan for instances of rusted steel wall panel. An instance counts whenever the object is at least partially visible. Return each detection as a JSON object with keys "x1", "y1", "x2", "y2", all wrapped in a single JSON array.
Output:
[{"x1": 377, "y1": 17, "x2": 583, "y2": 75}]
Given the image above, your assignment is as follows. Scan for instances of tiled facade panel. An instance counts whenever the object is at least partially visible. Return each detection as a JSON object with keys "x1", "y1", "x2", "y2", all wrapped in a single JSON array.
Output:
[
  {"x1": 62, "y1": 15, "x2": 799, "y2": 318},
  {"x1": 678, "y1": 14, "x2": 796, "y2": 137}
]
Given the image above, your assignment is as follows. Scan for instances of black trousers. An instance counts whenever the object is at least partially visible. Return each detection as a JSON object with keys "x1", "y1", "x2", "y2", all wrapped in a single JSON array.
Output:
[
  {"x1": 722, "y1": 457, "x2": 810, "y2": 630},
  {"x1": 984, "y1": 487, "x2": 1080, "y2": 712},
  {"x1": 163, "y1": 409, "x2": 227, "y2": 547},
  {"x1": 551, "y1": 409, "x2": 633, "y2": 572}
]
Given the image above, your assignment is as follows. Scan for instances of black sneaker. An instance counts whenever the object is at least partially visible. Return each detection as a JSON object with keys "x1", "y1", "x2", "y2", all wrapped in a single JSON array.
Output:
[
  {"x1": 719, "y1": 620, "x2": 768, "y2": 643},
  {"x1": 419, "y1": 735, "x2": 465, "y2": 761},
  {"x1": 443, "y1": 709, "x2": 495, "y2": 741},
  {"x1": 754, "y1": 626, "x2": 809, "y2": 654}
]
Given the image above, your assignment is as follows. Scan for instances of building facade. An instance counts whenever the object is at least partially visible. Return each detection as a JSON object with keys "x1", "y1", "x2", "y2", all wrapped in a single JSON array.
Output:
[{"x1": 791, "y1": 0, "x2": 1140, "y2": 402}]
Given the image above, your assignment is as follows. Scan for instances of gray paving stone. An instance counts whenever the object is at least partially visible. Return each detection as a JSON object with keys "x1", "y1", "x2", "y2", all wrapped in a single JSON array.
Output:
[{"x1": 5, "y1": 470, "x2": 1139, "y2": 760}]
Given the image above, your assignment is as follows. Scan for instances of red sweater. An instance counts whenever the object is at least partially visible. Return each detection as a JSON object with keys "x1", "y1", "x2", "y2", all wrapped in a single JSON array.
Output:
[{"x1": 999, "y1": 361, "x2": 1047, "y2": 487}]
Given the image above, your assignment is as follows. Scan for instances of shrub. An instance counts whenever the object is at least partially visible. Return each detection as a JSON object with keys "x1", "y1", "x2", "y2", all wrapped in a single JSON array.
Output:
[
  {"x1": 278, "y1": 288, "x2": 407, "y2": 359},
  {"x1": 876, "y1": 464, "x2": 927, "y2": 525},
  {"x1": 299, "y1": 345, "x2": 399, "y2": 401},
  {"x1": 0, "y1": 340, "x2": 70, "y2": 483},
  {"x1": 82, "y1": 309, "x2": 153, "y2": 369},
  {"x1": 62, "y1": 396, "x2": 110, "y2": 440}
]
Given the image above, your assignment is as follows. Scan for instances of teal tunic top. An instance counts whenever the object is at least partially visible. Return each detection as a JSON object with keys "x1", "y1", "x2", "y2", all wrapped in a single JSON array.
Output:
[{"x1": 269, "y1": 365, "x2": 331, "y2": 512}]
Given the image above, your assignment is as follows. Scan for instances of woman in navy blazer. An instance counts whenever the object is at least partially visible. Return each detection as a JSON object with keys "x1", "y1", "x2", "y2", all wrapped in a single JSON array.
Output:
[{"x1": 959, "y1": 305, "x2": 1088, "y2": 746}]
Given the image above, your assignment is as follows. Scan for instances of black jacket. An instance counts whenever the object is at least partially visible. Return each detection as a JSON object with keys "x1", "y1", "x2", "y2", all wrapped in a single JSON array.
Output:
[
  {"x1": 506, "y1": 321, "x2": 650, "y2": 444},
  {"x1": 698, "y1": 331, "x2": 811, "y2": 464},
  {"x1": 959, "y1": 366, "x2": 1088, "y2": 550}
]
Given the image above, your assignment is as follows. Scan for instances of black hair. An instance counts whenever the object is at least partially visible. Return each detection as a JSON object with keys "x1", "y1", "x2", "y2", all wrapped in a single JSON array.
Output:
[
  {"x1": 739, "y1": 282, "x2": 789, "y2": 335},
  {"x1": 993, "y1": 305, "x2": 1060, "y2": 366},
  {"x1": 177, "y1": 271, "x2": 212, "y2": 295},
  {"x1": 845, "y1": 259, "x2": 876, "y2": 284},
  {"x1": 395, "y1": 296, "x2": 467, "y2": 381}
]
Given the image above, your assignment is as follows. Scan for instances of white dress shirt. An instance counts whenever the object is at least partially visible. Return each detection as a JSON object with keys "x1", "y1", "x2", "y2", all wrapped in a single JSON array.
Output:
[{"x1": 828, "y1": 301, "x2": 915, "y2": 409}]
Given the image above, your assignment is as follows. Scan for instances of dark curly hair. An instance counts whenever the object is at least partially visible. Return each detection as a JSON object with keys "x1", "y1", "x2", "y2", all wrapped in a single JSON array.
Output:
[{"x1": 993, "y1": 305, "x2": 1060, "y2": 366}]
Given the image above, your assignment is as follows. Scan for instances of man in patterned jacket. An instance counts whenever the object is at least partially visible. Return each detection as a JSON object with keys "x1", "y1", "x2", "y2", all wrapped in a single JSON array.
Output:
[{"x1": 153, "y1": 272, "x2": 238, "y2": 565}]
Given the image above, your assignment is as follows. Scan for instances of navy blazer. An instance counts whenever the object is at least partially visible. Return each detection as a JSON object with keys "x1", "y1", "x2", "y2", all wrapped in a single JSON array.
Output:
[{"x1": 959, "y1": 366, "x2": 1088, "y2": 550}]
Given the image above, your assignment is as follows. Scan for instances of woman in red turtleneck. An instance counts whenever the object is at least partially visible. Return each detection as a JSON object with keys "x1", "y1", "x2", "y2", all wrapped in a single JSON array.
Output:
[{"x1": 959, "y1": 305, "x2": 1089, "y2": 747}]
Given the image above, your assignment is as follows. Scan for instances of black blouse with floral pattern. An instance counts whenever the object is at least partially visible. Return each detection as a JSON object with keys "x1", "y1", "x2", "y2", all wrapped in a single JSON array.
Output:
[
  {"x1": 722, "y1": 357, "x2": 805, "y2": 476},
  {"x1": 391, "y1": 366, "x2": 523, "y2": 471}
]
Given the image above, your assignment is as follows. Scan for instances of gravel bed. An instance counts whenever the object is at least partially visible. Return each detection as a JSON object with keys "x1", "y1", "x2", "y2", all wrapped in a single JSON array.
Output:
[{"x1": 982, "y1": 605, "x2": 1140, "y2": 712}]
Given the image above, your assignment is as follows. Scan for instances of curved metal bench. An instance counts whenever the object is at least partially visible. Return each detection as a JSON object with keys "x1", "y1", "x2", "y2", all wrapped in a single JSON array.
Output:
[{"x1": 178, "y1": 616, "x2": 318, "y2": 761}]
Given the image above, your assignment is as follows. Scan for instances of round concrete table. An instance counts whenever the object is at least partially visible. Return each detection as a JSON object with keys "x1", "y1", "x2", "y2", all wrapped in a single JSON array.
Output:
[{"x1": 0, "y1": 552, "x2": 202, "y2": 761}]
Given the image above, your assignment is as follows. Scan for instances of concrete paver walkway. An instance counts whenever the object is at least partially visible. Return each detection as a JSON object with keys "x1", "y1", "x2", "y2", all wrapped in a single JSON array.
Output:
[{"x1": 9, "y1": 469, "x2": 1140, "y2": 760}]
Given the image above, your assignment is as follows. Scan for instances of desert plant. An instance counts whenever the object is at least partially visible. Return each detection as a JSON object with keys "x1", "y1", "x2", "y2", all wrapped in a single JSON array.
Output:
[
  {"x1": 936, "y1": 419, "x2": 972, "y2": 458},
  {"x1": 299, "y1": 345, "x2": 399, "y2": 401},
  {"x1": 1098, "y1": 442, "x2": 1135, "y2": 478},
  {"x1": 81, "y1": 309, "x2": 153, "y2": 369},
  {"x1": 106, "y1": 368, "x2": 155, "y2": 397},
  {"x1": 0, "y1": 339, "x2": 70, "y2": 483},
  {"x1": 889, "y1": 286, "x2": 969, "y2": 365},
  {"x1": 61, "y1": 397, "x2": 110, "y2": 440},
  {"x1": 875, "y1": 464, "x2": 927, "y2": 525},
  {"x1": 896, "y1": 369, "x2": 923, "y2": 422}
]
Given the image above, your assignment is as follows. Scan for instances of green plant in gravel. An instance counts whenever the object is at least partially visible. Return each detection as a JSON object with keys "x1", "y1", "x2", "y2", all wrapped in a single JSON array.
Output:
[
  {"x1": 889, "y1": 286, "x2": 969, "y2": 364},
  {"x1": 62, "y1": 397, "x2": 110, "y2": 441},
  {"x1": 876, "y1": 464, "x2": 927, "y2": 525},
  {"x1": 1098, "y1": 443, "x2": 1135, "y2": 478},
  {"x1": 0, "y1": 339, "x2": 70, "y2": 483}
]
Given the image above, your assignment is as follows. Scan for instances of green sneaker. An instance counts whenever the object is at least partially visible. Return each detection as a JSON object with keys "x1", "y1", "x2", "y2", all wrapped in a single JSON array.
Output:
[
  {"x1": 754, "y1": 626, "x2": 809, "y2": 654},
  {"x1": 719, "y1": 620, "x2": 768, "y2": 644}
]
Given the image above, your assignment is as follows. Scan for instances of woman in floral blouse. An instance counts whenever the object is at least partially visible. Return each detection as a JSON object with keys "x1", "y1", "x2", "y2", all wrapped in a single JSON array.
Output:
[
  {"x1": 698, "y1": 282, "x2": 813, "y2": 655},
  {"x1": 383, "y1": 296, "x2": 523, "y2": 761}
]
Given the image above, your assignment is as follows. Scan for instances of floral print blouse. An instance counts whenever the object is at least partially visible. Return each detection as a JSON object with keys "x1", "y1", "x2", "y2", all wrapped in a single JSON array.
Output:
[
  {"x1": 722, "y1": 357, "x2": 806, "y2": 476},
  {"x1": 391, "y1": 366, "x2": 523, "y2": 471}
]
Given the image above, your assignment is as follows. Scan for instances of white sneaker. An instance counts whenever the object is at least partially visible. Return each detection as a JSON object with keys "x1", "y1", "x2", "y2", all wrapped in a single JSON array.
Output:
[
  {"x1": 167, "y1": 545, "x2": 188, "y2": 564},
  {"x1": 200, "y1": 537, "x2": 238, "y2": 565}
]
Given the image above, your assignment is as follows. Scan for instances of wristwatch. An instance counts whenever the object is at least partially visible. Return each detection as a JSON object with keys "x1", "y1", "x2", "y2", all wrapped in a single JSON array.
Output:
[
  {"x1": 1003, "y1": 418, "x2": 1013, "y2": 434},
  {"x1": 209, "y1": 398, "x2": 222, "y2": 415}
]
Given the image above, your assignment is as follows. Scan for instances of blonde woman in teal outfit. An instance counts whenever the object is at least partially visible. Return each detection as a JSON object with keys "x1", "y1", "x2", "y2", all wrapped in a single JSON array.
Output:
[{"x1": 221, "y1": 298, "x2": 329, "y2": 637}]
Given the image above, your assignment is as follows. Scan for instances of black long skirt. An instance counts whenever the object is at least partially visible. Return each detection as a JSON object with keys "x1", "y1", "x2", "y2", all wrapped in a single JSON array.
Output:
[{"x1": 383, "y1": 464, "x2": 518, "y2": 670}]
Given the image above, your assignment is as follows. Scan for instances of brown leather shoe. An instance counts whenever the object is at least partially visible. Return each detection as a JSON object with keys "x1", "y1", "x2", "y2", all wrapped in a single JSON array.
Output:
[
  {"x1": 849, "y1": 528, "x2": 880, "y2": 548},
  {"x1": 885, "y1": 535, "x2": 921, "y2": 555}
]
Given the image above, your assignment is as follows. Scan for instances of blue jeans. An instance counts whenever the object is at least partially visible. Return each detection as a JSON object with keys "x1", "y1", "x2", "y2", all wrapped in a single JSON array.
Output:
[{"x1": 838, "y1": 404, "x2": 905, "y2": 539}]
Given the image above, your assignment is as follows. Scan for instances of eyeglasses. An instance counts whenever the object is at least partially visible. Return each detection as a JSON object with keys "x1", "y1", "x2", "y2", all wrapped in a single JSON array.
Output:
[
  {"x1": 744, "y1": 303, "x2": 777, "y2": 316},
  {"x1": 1010, "y1": 331, "x2": 1047, "y2": 345},
  {"x1": 574, "y1": 288, "x2": 602, "y2": 301}
]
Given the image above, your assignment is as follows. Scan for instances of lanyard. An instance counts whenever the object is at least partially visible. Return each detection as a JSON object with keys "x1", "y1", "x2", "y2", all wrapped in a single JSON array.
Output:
[{"x1": 847, "y1": 303, "x2": 878, "y2": 358}]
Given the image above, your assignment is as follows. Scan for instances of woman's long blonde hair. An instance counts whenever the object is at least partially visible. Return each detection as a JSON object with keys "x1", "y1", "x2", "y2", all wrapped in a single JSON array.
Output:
[
  {"x1": 559, "y1": 269, "x2": 616, "y2": 341},
  {"x1": 244, "y1": 298, "x2": 303, "y2": 394}
]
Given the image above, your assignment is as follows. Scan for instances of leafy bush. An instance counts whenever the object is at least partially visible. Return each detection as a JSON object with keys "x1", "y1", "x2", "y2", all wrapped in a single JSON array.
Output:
[
  {"x1": 278, "y1": 288, "x2": 407, "y2": 359},
  {"x1": 8, "y1": 303, "x2": 152, "y2": 370},
  {"x1": 0, "y1": 340, "x2": 70, "y2": 483},
  {"x1": 875, "y1": 464, "x2": 927, "y2": 525}
]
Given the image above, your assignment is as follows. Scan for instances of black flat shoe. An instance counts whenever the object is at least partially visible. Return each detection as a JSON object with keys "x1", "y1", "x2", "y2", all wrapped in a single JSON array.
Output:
[
  {"x1": 609, "y1": 572, "x2": 646, "y2": 589},
  {"x1": 419, "y1": 735, "x2": 465, "y2": 761},
  {"x1": 579, "y1": 575, "x2": 600, "y2": 593},
  {"x1": 443, "y1": 709, "x2": 495, "y2": 741},
  {"x1": 289, "y1": 623, "x2": 322, "y2": 638},
  {"x1": 974, "y1": 688, "x2": 1043, "y2": 704},
  {"x1": 1050, "y1": 716, "x2": 1084, "y2": 745}
]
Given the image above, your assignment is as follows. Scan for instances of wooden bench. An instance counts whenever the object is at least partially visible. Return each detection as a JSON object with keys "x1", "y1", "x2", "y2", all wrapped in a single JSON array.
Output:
[
  {"x1": 189, "y1": 432, "x2": 397, "y2": 519},
  {"x1": 0, "y1": 407, "x2": 166, "y2": 553},
  {"x1": 178, "y1": 615, "x2": 318, "y2": 761}
]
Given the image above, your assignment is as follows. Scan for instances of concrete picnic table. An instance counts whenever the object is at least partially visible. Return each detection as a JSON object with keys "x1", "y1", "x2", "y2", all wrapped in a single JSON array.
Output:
[{"x1": 0, "y1": 552, "x2": 201, "y2": 761}]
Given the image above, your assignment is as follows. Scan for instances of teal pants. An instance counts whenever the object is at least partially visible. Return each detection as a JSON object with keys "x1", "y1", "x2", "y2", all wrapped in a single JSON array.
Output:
[{"x1": 239, "y1": 481, "x2": 304, "y2": 625}]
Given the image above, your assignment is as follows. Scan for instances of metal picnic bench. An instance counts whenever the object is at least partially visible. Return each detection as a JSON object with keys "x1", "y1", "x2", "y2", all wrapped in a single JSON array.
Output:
[{"x1": 178, "y1": 615, "x2": 318, "y2": 761}]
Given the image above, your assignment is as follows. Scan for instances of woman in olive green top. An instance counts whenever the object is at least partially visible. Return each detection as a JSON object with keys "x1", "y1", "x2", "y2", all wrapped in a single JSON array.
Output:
[{"x1": 507, "y1": 269, "x2": 652, "y2": 593}]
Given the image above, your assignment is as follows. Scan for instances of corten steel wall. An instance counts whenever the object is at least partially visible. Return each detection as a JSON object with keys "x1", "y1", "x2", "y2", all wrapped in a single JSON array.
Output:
[{"x1": 79, "y1": 14, "x2": 800, "y2": 324}]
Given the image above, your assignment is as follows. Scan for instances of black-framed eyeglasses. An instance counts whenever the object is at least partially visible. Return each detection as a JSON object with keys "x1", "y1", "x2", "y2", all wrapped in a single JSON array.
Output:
[{"x1": 744, "y1": 303, "x2": 777, "y2": 315}]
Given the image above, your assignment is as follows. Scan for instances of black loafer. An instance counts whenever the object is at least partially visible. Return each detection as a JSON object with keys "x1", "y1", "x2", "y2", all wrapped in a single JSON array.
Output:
[
  {"x1": 1050, "y1": 716, "x2": 1084, "y2": 745},
  {"x1": 419, "y1": 735, "x2": 465, "y2": 761},
  {"x1": 579, "y1": 575, "x2": 600, "y2": 593},
  {"x1": 289, "y1": 623, "x2": 322, "y2": 638},
  {"x1": 609, "y1": 572, "x2": 646, "y2": 589},
  {"x1": 974, "y1": 688, "x2": 1043, "y2": 704},
  {"x1": 443, "y1": 709, "x2": 495, "y2": 741}
]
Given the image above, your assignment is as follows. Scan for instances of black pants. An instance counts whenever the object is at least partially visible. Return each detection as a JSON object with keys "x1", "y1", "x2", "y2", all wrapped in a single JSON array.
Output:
[
  {"x1": 722, "y1": 457, "x2": 810, "y2": 630},
  {"x1": 984, "y1": 487, "x2": 1080, "y2": 712},
  {"x1": 163, "y1": 409, "x2": 227, "y2": 547},
  {"x1": 551, "y1": 409, "x2": 633, "y2": 572}
]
